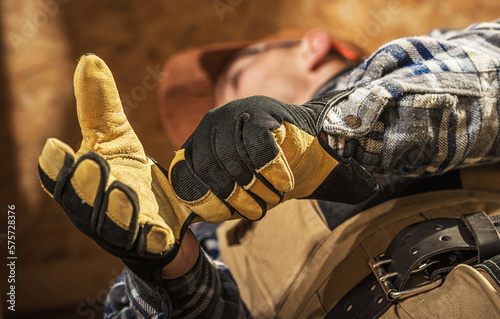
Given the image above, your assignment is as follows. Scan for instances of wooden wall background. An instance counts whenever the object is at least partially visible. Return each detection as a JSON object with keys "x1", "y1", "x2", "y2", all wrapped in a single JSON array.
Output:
[{"x1": 0, "y1": 0, "x2": 498, "y2": 317}]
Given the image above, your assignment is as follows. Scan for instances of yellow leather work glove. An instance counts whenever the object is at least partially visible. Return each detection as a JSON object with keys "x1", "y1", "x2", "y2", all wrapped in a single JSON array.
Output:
[
  {"x1": 169, "y1": 92, "x2": 380, "y2": 221},
  {"x1": 38, "y1": 54, "x2": 196, "y2": 283}
]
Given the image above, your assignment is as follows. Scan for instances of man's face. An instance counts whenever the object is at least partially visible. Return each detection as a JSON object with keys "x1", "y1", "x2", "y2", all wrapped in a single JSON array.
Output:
[{"x1": 215, "y1": 40, "x2": 309, "y2": 106}]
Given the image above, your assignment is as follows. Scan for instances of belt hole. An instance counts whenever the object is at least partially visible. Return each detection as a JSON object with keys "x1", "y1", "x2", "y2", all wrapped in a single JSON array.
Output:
[
  {"x1": 434, "y1": 224, "x2": 443, "y2": 231},
  {"x1": 494, "y1": 222, "x2": 500, "y2": 227},
  {"x1": 440, "y1": 235, "x2": 451, "y2": 242},
  {"x1": 369, "y1": 283, "x2": 377, "y2": 291},
  {"x1": 345, "y1": 303, "x2": 353, "y2": 312},
  {"x1": 403, "y1": 234, "x2": 412, "y2": 241},
  {"x1": 411, "y1": 246, "x2": 419, "y2": 254},
  {"x1": 376, "y1": 296, "x2": 384, "y2": 304}
]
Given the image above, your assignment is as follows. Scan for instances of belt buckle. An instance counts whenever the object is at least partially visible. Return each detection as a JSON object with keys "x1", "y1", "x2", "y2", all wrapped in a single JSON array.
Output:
[{"x1": 369, "y1": 253, "x2": 443, "y2": 301}]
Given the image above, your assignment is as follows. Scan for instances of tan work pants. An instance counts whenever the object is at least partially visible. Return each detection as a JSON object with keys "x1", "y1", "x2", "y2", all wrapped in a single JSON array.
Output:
[{"x1": 218, "y1": 164, "x2": 500, "y2": 318}]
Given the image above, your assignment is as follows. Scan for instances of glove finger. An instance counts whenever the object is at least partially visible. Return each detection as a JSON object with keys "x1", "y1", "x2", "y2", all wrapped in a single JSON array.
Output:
[
  {"x1": 188, "y1": 127, "x2": 239, "y2": 203},
  {"x1": 169, "y1": 148, "x2": 233, "y2": 223},
  {"x1": 243, "y1": 177, "x2": 281, "y2": 205},
  {"x1": 213, "y1": 122, "x2": 266, "y2": 220},
  {"x1": 242, "y1": 119, "x2": 294, "y2": 193},
  {"x1": 74, "y1": 54, "x2": 146, "y2": 160},
  {"x1": 214, "y1": 117, "x2": 254, "y2": 186},
  {"x1": 38, "y1": 138, "x2": 76, "y2": 201},
  {"x1": 66, "y1": 152, "x2": 110, "y2": 234},
  {"x1": 225, "y1": 184, "x2": 266, "y2": 221},
  {"x1": 98, "y1": 181, "x2": 140, "y2": 251},
  {"x1": 233, "y1": 115, "x2": 282, "y2": 205}
]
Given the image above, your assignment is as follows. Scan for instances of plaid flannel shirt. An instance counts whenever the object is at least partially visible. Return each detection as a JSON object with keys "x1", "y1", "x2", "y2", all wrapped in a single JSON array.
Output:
[
  {"x1": 323, "y1": 20, "x2": 500, "y2": 178},
  {"x1": 104, "y1": 250, "x2": 247, "y2": 319},
  {"x1": 104, "y1": 20, "x2": 500, "y2": 319}
]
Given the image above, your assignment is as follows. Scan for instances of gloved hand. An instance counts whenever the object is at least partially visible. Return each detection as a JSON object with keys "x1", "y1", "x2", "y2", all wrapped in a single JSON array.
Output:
[
  {"x1": 38, "y1": 54, "x2": 197, "y2": 283},
  {"x1": 169, "y1": 90, "x2": 379, "y2": 221}
]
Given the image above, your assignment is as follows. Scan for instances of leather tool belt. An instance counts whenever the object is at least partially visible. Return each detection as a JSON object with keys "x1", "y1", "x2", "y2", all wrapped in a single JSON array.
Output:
[{"x1": 327, "y1": 211, "x2": 500, "y2": 319}]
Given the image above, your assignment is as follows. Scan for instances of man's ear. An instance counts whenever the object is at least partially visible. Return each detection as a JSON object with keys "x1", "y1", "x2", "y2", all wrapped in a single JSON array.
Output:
[{"x1": 299, "y1": 29, "x2": 332, "y2": 71}]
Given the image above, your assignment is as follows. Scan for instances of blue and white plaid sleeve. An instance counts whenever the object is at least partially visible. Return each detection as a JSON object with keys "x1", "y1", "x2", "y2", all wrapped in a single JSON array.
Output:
[
  {"x1": 104, "y1": 249, "x2": 248, "y2": 319},
  {"x1": 323, "y1": 20, "x2": 500, "y2": 177}
]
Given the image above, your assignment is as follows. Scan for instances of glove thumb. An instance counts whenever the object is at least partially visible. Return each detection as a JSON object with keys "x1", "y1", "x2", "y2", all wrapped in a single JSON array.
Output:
[{"x1": 74, "y1": 53, "x2": 145, "y2": 161}]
